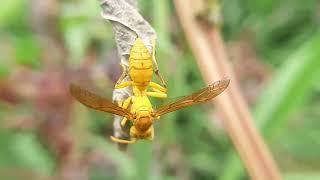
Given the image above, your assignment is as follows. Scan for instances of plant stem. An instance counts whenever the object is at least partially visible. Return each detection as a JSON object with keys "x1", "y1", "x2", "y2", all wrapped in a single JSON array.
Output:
[{"x1": 173, "y1": 0, "x2": 281, "y2": 179}]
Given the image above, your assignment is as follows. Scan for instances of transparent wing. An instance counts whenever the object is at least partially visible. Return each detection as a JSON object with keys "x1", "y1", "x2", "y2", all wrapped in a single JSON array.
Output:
[
  {"x1": 154, "y1": 79, "x2": 230, "y2": 117},
  {"x1": 70, "y1": 84, "x2": 134, "y2": 119}
]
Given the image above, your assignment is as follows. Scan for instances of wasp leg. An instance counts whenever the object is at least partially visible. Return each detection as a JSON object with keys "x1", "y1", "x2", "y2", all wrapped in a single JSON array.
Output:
[
  {"x1": 115, "y1": 63, "x2": 129, "y2": 86},
  {"x1": 146, "y1": 91, "x2": 167, "y2": 98},
  {"x1": 146, "y1": 126, "x2": 154, "y2": 141},
  {"x1": 110, "y1": 136, "x2": 136, "y2": 144},
  {"x1": 115, "y1": 81, "x2": 134, "y2": 89},
  {"x1": 149, "y1": 82, "x2": 167, "y2": 93},
  {"x1": 121, "y1": 117, "x2": 128, "y2": 127},
  {"x1": 119, "y1": 97, "x2": 132, "y2": 127},
  {"x1": 146, "y1": 82, "x2": 167, "y2": 98},
  {"x1": 154, "y1": 69, "x2": 167, "y2": 88},
  {"x1": 151, "y1": 38, "x2": 167, "y2": 88},
  {"x1": 120, "y1": 96, "x2": 132, "y2": 109}
]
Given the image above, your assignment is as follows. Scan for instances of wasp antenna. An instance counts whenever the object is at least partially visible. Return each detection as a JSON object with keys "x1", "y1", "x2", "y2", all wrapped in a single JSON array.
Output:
[{"x1": 110, "y1": 136, "x2": 137, "y2": 144}]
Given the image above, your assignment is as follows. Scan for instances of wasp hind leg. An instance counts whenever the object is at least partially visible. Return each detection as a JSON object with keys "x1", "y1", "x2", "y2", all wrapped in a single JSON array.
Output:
[
  {"x1": 115, "y1": 63, "x2": 129, "y2": 86},
  {"x1": 151, "y1": 38, "x2": 167, "y2": 88}
]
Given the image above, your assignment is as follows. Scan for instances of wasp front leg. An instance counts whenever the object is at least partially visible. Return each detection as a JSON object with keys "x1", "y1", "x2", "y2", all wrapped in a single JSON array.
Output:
[
  {"x1": 111, "y1": 96, "x2": 135, "y2": 145},
  {"x1": 117, "y1": 96, "x2": 132, "y2": 127},
  {"x1": 146, "y1": 126, "x2": 154, "y2": 141}
]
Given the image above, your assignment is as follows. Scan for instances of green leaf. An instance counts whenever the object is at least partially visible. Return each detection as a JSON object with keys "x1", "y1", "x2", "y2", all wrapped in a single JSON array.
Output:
[
  {"x1": 132, "y1": 142, "x2": 153, "y2": 180},
  {"x1": 10, "y1": 133, "x2": 54, "y2": 174},
  {"x1": 0, "y1": 131, "x2": 54, "y2": 175},
  {"x1": 220, "y1": 32, "x2": 320, "y2": 180},
  {"x1": 14, "y1": 35, "x2": 41, "y2": 68},
  {"x1": 0, "y1": 61, "x2": 11, "y2": 78},
  {"x1": 284, "y1": 173, "x2": 320, "y2": 180},
  {"x1": 255, "y1": 33, "x2": 320, "y2": 137},
  {"x1": 0, "y1": 0, "x2": 27, "y2": 27}
]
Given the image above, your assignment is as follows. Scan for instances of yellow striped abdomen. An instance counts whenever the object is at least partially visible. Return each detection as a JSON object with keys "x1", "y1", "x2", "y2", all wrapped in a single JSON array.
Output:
[{"x1": 129, "y1": 38, "x2": 153, "y2": 90}]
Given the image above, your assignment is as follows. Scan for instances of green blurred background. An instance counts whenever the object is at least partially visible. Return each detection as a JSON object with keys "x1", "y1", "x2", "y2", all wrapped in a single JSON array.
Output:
[{"x1": 1, "y1": 0, "x2": 320, "y2": 179}]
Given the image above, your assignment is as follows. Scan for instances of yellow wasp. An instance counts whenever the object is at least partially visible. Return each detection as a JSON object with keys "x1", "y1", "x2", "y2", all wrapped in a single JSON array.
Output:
[
  {"x1": 70, "y1": 79, "x2": 229, "y2": 144},
  {"x1": 70, "y1": 37, "x2": 230, "y2": 144}
]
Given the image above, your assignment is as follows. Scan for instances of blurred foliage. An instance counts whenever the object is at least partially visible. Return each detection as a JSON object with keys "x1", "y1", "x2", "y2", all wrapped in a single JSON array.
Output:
[{"x1": 0, "y1": 0, "x2": 320, "y2": 179}]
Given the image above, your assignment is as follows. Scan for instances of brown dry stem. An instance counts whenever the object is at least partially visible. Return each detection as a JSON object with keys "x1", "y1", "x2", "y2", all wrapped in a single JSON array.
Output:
[{"x1": 173, "y1": 0, "x2": 281, "y2": 179}]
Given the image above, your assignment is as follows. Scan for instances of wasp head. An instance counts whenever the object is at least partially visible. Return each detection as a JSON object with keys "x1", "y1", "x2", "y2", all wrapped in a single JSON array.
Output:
[{"x1": 134, "y1": 109, "x2": 153, "y2": 132}]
